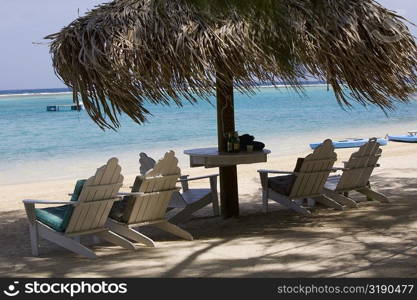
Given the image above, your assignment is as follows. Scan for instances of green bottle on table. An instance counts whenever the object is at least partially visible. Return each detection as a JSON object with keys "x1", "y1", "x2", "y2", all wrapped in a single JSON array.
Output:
[
  {"x1": 226, "y1": 132, "x2": 233, "y2": 153},
  {"x1": 233, "y1": 131, "x2": 240, "y2": 153}
]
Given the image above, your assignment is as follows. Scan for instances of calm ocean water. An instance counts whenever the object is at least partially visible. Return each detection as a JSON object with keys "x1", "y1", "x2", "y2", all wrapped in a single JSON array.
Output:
[{"x1": 1, "y1": 86, "x2": 416, "y2": 184}]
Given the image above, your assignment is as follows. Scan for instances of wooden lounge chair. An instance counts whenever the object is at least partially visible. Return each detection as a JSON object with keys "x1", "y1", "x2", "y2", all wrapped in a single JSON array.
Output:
[
  {"x1": 258, "y1": 139, "x2": 343, "y2": 215},
  {"x1": 106, "y1": 151, "x2": 193, "y2": 247},
  {"x1": 22, "y1": 158, "x2": 135, "y2": 259},
  {"x1": 324, "y1": 138, "x2": 389, "y2": 205},
  {"x1": 138, "y1": 152, "x2": 220, "y2": 224}
]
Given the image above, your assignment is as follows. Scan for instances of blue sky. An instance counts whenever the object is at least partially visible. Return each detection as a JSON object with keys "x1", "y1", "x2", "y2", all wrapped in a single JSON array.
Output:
[{"x1": 0, "y1": 0, "x2": 415, "y2": 90}]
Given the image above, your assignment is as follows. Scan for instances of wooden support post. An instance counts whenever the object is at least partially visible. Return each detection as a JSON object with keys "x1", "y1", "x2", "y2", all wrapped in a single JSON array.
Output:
[{"x1": 216, "y1": 68, "x2": 239, "y2": 218}]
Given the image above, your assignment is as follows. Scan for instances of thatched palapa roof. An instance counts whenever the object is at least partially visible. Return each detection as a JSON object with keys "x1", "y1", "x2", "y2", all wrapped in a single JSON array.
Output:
[{"x1": 47, "y1": 0, "x2": 417, "y2": 129}]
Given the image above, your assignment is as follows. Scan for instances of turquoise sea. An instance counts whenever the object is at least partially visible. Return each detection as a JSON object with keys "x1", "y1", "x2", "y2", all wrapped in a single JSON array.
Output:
[{"x1": 1, "y1": 86, "x2": 416, "y2": 185}]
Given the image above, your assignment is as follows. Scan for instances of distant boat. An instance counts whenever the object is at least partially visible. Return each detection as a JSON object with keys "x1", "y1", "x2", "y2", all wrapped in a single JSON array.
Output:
[
  {"x1": 387, "y1": 130, "x2": 417, "y2": 143},
  {"x1": 310, "y1": 138, "x2": 388, "y2": 149}
]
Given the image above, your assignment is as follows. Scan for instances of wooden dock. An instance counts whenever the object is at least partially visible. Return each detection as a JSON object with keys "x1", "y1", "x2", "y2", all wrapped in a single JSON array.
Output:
[{"x1": 46, "y1": 104, "x2": 84, "y2": 112}]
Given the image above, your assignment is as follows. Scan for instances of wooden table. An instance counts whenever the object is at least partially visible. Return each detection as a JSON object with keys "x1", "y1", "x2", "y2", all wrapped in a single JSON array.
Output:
[
  {"x1": 184, "y1": 147, "x2": 271, "y2": 217},
  {"x1": 184, "y1": 147, "x2": 271, "y2": 168}
]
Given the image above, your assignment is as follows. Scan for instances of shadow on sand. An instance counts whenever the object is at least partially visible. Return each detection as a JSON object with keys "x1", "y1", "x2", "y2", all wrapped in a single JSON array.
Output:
[{"x1": 1, "y1": 173, "x2": 417, "y2": 277}]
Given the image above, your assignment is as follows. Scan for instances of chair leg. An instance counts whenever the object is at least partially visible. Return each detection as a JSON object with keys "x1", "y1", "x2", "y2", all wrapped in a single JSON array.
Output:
[
  {"x1": 287, "y1": 199, "x2": 311, "y2": 215},
  {"x1": 168, "y1": 197, "x2": 211, "y2": 224},
  {"x1": 24, "y1": 203, "x2": 40, "y2": 256},
  {"x1": 153, "y1": 221, "x2": 193, "y2": 241},
  {"x1": 306, "y1": 198, "x2": 316, "y2": 207},
  {"x1": 168, "y1": 206, "x2": 195, "y2": 224},
  {"x1": 28, "y1": 223, "x2": 39, "y2": 256},
  {"x1": 323, "y1": 189, "x2": 358, "y2": 208},
  {"x1": 270, "y1": 192, "x2": 311, "y2": 215},
  {"x1": 356, "y1": 187, "x2": 389, "y2": 203},
  {"x1": 262, "y1": 189, "x2": 269, "y2": 213},
  {"x1": 95, "y1": 230, "x2": 136, "y2": 250},
  {"x1": 91, "y1": 235, "x2": 101, "y2": 244},
  {"x1": 209, "y1": 177, "x2": 220, "y2": 216},
  {"x1": 38, "y1": 224, "x2": 97, "y2": 259},
  {"x1": 211, "y1": 192, "x2": 220, "y2": 216},
  {"x1": 106, "y1": 219, "x2": 155, "y2": 247},
  {"x1": 365, "y1": 181, "x2": 373, "y2": 201},
  {"x1": 315, "y1": 195, "x2": 344, "y2": 210}
]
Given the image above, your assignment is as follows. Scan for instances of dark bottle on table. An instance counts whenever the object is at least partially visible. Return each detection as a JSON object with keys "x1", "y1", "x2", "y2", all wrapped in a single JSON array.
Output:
[
  {"x1": 233, "y1": 131, "x2": 240, "y2": 153},
  {"x1": 226, "y1": 132, "x2": 234, "y2": 153}
]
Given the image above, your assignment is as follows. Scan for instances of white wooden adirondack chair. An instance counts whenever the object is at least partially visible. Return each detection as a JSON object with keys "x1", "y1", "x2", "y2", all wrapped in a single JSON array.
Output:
[
  {"x1": 106, "y1": 151, "x2": 193, "y2": 246},
  {"x1": 138, "y1": 152, "x2": 220, "y2": 224},
  {"x1": 324, "y1": 138, "x2": 389, "y2": 205},
  {"x1": 258, "y1": 139, "x2": 343, "y2": 215},
  {"x1": 22, "y1": 158, "x2": 135, "y2": 259}
]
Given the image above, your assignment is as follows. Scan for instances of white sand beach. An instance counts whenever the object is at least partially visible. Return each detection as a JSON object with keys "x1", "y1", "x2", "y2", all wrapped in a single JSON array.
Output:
[{"x1": 1, "y1": 141, "x2": 417, "y2": 277}]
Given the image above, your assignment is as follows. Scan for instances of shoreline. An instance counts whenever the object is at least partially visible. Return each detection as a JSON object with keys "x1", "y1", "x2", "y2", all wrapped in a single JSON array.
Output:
[
  {"x1": 0, "y1": 119, "x2": 416, "y2": 187},
  {"x1": 1, "y1": 132, "x2": 417, "y2": 214}
]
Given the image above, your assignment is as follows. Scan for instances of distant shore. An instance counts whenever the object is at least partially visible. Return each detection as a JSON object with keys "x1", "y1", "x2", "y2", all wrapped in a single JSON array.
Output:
[
  {"x1": 0, "y1": 83, "x2": 328, "y2": 98},
  {"x1": 0, "y1": 91, "x2": 72, "y2": 98}
]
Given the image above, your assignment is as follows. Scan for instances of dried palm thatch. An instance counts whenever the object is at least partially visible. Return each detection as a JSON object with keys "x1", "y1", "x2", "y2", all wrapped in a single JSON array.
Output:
[{"x1": 47, "y1": 0, "x2": 417, "y2": 129}]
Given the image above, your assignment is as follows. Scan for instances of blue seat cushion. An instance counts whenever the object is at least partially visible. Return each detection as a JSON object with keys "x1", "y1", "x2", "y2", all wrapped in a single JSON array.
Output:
[
  {"x1": 35, "y1": 205, "x2": 73, "y2": 232},
  {"x1": 35, "y1": 179, "x2": 86, "y2": 232}
]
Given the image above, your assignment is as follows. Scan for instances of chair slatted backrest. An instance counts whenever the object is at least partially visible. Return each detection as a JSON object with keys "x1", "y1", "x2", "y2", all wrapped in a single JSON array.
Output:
[
  {"x1": 125, "y1": 151, "x2": 180, "y2": 225},
  {"x1": 65, "y1": 158, "x2": 123, "y2": 235},
  {"x1": 139, "y1": 152, "x2": 186, "y2": 208},
  {"x1": 335, "y1": 138, "x2": 381, "y2": 191},
  {"x1": 289, "y1": 139, "x2": 337, "y2": 199}
]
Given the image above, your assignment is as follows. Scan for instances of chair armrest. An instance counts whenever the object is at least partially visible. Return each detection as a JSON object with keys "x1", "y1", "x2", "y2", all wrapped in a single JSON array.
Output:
[
  {"x1": 177, "y1": 174, "x2": 219, "y2": 182},
  {"x1": 22, "y1": 199, "x2": 77, "y2": 205},
  {"x1": 332, "y1": 167, "x2": 348, "y2": 171},
  {"x1": 335, "y1": 163, "x2": 380, "y2": 171},
  {"x1": 257, "y1": 169, "x2": 295, "y2": 175},
  {"x1": 118, "y1": 188, "x2": 180, "y2": 197},
  {"x1": 118, "y1": 192, "x2": 143, "y2": 196}
]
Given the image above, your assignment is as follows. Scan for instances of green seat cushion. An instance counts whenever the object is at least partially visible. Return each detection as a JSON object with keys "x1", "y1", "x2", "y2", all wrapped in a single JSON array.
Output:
[
  {"x1": 35, "y1": 205, "x2": 74, "y2": 232},
  {"x1": 109, "y1": 198, "x2": 128, "y2": 223},
  {"x1": 268, "y1": 174, "x2": 296, "y2": 196},
  {"x1": 36, "y1": 179, "x2": 86, "y2": 232},
  {"x1": 70, "y1": 179, "x2": 86, "y2": 201},
  {"x1": 109, "y1": 176, "x2": 142, "y2": 223}
]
